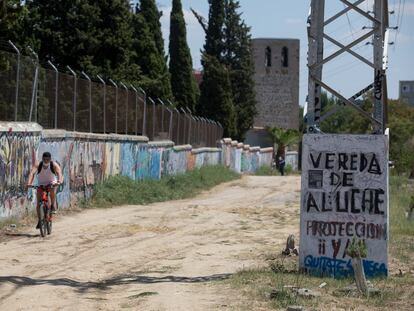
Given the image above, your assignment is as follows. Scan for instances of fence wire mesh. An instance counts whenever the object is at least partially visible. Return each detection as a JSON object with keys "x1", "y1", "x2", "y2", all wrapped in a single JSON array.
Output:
[{"x1": 0, "y1": 48, "x2": 223, "y2": 147}]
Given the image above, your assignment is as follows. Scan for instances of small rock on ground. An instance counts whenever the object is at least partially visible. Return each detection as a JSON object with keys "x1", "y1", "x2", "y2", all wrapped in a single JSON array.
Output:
[{"x1": 297, "y1": 288, "x2": 321, "y2": 298}]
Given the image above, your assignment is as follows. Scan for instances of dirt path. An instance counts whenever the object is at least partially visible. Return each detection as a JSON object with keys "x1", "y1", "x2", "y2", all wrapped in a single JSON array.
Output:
[{"x1": 0, "y1": 176, "x2": 301, "y2": 311}]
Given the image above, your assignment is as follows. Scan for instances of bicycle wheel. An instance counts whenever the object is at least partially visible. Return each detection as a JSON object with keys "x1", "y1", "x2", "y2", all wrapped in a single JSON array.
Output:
[
  {"x1": 46, "y1": 209, "x2": 52, "y2": 235},
  {"x1": 39, "y1": 204, "x2": 46, "y2": 237}
]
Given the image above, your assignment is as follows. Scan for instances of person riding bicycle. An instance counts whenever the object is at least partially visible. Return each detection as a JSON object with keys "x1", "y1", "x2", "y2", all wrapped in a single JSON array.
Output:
[{"x1": 26, "y1": 152, "x2": 64, "y2": 229}]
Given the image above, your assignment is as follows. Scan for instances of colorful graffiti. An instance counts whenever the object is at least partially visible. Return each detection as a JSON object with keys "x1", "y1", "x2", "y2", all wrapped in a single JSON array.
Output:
[
  {"x1": 1, "y1": 128, "x2": 273, "y2": 220},
  {"x1": 303, "y1": 255, "x2": 388, "y2": 278},
  {"x1": 0, "y1": 131, "x2": 40, "y2": 218}
]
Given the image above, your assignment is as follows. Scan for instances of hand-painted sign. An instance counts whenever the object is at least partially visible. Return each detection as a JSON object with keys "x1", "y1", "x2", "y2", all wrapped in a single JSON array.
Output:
[{"x1": 299, "y1": 134, "x2": 389, "y2": 278}]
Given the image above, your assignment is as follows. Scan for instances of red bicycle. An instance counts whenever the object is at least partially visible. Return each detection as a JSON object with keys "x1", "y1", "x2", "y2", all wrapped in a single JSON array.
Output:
[{"x1": 30, "y1": 184, "x2": 58, "y2": 237}]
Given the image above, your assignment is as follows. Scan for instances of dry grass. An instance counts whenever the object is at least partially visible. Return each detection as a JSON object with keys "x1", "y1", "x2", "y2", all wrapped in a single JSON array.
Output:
[{"x1": 226, "y1": 175, "x2": 414, "y2": 310}]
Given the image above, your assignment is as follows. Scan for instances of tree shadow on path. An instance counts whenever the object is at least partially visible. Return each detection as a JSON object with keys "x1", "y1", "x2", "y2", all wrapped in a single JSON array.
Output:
[{"x1": 0, "y1": 272, "x2": 233, "y2": 294}]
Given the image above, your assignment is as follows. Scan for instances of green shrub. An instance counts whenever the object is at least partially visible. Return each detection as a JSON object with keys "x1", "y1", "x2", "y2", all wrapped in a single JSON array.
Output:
[
  {"x1": 85, "y1": 166, "x2": 240, "y2": 208},
  {"x1": 255, "y1": 166, "x2": 278, "y2": 176},
  {"x1": 285, "y1": 164, "x2": 293, "y2": 175}
]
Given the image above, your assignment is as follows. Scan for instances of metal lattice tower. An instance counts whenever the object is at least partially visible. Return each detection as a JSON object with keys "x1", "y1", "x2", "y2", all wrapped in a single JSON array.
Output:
[{"x1": 306, "y1": 0, "x2": 390, "y2": 134}]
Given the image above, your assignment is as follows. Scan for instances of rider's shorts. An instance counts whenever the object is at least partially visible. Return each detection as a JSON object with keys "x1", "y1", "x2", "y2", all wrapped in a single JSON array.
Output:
[{"x1": 37, "y1": 187, "x2": 50, "y2": 195}]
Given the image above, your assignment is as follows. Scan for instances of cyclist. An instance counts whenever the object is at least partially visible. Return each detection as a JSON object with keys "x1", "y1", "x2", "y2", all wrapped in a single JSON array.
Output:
[{"x1": 26, "y1": 152, "x2": 64, "y2": 229}]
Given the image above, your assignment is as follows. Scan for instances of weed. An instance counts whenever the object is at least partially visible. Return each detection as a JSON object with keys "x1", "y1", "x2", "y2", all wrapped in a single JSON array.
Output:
[
  {"x1": 226, "y1": 175, "x2": 414, "y2": 310},
  {"x1": 84, "y1": 166, "x2": 240, "y2": 209},
  {"x1": 255, "y1": 166, "x2": 279, "y2": 176}
]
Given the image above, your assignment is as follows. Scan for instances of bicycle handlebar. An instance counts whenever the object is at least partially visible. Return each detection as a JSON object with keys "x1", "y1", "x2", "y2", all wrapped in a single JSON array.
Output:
[{"x1": 28, "y1": 183, "x2": 60, "y2": 189}]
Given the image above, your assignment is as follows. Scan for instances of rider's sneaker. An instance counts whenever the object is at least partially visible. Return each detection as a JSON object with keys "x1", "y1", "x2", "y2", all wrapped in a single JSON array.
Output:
[
  {"x1": 36, "y1": 221, "x2": 40, "y2": 229},
  {"x1": 51, "y1": 205, "x2": 57, "y2": 214}
]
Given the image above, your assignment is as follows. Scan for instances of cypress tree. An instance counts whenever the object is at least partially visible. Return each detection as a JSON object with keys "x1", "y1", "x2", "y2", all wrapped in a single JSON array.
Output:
[
  {"x1": 138, "y1": 0, "x2": 165, "y2": 57},
  {"x1": 200, "y1": 54, "x2": 237, "y2": 137},
  {"x1": 204, "y1": 0, "x2": 225, "y2": 60},
  {"x1": 199, "y1": 0, "x2": 237, "y2": 138},
  {"x1": 224, "y1": 0, "x2": 256, "y2": 141},
  {"x1": 137, "y1": 0, "x2": 172, "y2": 99},
  {"x1": 169, "y1": 0, "x2": 198, "y2": 111},
  {"x1": 130, "y1": 6, "x2": 168, "y2": 98}
]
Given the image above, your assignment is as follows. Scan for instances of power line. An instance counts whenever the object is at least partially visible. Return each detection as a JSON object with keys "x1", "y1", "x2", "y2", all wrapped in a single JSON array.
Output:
[{"x1": 394, "y1": 0, "x2": 406, "y2": 46}]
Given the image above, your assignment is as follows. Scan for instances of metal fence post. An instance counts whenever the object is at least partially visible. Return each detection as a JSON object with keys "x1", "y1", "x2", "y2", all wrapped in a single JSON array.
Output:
[
  {"x1": 138, "y1": 87, "x2": 146, "y2": 136},
  {"x1": 157, "y1": 98, "x2": 165, "y2": 134},
  {"x1": 81, "y1": 71, "x2": 92, "y2": 132},
  {"x1": 97, "y1": 75, "x2": 106, "y2": 133},
  {"x1": 208, "y1": 119, "x2": 214, "y2": 147},
  {"x1": 67, "y1": 66, "x2": 77, "y2": 131},
  {"x1": 174, "y1": 108, "x2": 180, "y2": 144},
  {"x1": 165, "y1": 106, "x2": 173, "y2": 140},
  {"x1": 186, "y1": 107, "x2": 193, "y2": 145},
  {"x1": 109, "y1": 79, "x2": 118, "y2": 133},
  {"x1": 47, "y1": 60, "x2": 59, "y2": 129},
  {"x1": 130, "y1": 84, "x2": 138, "y2": 135},
  {"x1": 202, "y1": 117, "x2": 207, "y2": 147},
  {"x1": 213, "y1": 121, "x2": 219, "y2": 146},
  {"x1": 8, "y1": 41, "x2": 20, "y2": 121},
  {"x1": 218, "y1": 121, "x2": 223, "y2": 140},
  {"x1": 28, "y1": 47, "x2": 39, "y2": 123},
  {"x1": 179, "y1": 108, "x2": 186, "y2": 144},
  {"x1": 180, "y1": 108, "x2": 190, "y2": 144},
  {"x1": 149, "y1": 97, "x2": 156, "y2": 140},
  {"x1": 120, "y1": 82, "x2": 128, "y2": 134}
]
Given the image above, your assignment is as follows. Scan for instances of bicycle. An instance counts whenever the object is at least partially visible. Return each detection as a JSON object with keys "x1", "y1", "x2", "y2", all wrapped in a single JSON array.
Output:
[{"x1": 29, "y1": 184, "x2": 58, "y2": 237}]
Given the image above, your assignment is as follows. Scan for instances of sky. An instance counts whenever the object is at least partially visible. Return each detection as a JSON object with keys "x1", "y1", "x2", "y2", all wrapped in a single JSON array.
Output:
[{"x1": 155, "y1": 0, "x2": 414, "y2": 106}]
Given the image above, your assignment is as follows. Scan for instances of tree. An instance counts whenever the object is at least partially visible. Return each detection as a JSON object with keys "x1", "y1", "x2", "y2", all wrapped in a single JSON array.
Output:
[
  {"x1": 320, "y1": 92, "x2": 372, "y2": 134},
  {"x1": 137, "y1": 0, "x2": 172, "y2": 100},
  {"x1": 387, "y1": 100, "x2": 414, "y2": 176},
  {"x1": 130, "y1": 7, "x2": 168, "y2": 98},
  {"x1": 204, "y1": 0, "x2": 225, "y2": 60},
  {"x1": 0, "y1": 0, "x2": 30, "y2": 45},
  {"x1": 26, "y1": 0, "x2": 138, "y2": 79},
  {"x1": 138, "y1": 0, "x2": 165, "y2": 57},
  {"x1": 266, "y1": 127, "x2": 300, "y2": 161},
  {"x1": 198, "y1": 0, "x2": 236, "y2": 137},
  {"x1": 319, "y1": 92, "x2": 414, "y2": 175},
  {"x1": 168, "y1": 0, "x2": 198, "y2": 111},
  {"x1": 223, "y1": 0, "x2": 256, "y2": 141},
  {"x1": 199, "y1": 54, "x2": 236, "y2": 137}
]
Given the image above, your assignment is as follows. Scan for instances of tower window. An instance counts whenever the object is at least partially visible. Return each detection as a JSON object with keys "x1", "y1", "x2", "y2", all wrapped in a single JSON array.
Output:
[
  {"x1": 265, "y1": 46, "x2": 272, "y2": 67},
  {"x1": 282, "y1": 47, "x2": 289, "y2": 67}
]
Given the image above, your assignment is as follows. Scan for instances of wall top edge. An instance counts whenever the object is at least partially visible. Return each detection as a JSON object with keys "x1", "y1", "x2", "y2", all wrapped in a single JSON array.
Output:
[
  {"x1": 237, "y1": 143, "x2": 244, "y2": 148},
  {"x1": 260, "y1": 147, "x2": 274, "y2": 153},
  {"x1": 250, "y1": 147, "x2": 261, "y2": 152},
  {"x1": 192, "y1": 147, "x2": 221, "y2": 154},
  {"x1": 0, "y1": 122, "x2": 43, "y2": 133},
  {"x1": 148, "y1": 140, "x2": 175, "y2": 148},
  {"x1": 173, "y1": 144, "x2": 193, "y2": 151},
  {"x1": 222, "y1": 138, "x2": 232, "y2": 144},
  {"x1": 243, "y1": 145, "x2": 251, "y2": 150},
  {"x1": 41, "y1": 130, "x2": 149, "y2": 142}
]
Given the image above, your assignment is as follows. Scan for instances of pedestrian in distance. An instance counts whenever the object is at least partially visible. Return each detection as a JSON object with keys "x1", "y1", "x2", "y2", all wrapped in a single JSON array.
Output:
[{"x1": 278, "y1": 156, "x2": 286, "y2": 176}]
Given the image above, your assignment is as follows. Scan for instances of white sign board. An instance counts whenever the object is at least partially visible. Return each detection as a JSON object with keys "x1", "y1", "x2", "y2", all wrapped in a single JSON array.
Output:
[{"x1": 299, "y1": 134, "x2": 389, "y2": 278}]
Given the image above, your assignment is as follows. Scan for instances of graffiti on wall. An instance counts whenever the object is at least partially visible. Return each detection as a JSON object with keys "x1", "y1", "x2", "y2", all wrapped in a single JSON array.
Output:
[
  {"x1": 0, "y1": 132, "x2": 40, "y2": 218},
  {"x1": 1, "y1": 128, "x2": 272, "y2": 220},
  {"x1": 299, "y1": 134, "x2": 389, "y2": 278}
]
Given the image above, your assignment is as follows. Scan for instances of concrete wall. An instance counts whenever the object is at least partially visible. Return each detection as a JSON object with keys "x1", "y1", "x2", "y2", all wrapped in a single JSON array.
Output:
[
  {"x1": 285, "y1": 151, "x2": 299, "y2": 171},
  {"x1": 0, "y1": 124, "x2": 273, "y2": 220},
  {"x1": 219, "y1": 140, "x2": 273, "y2": 174}
]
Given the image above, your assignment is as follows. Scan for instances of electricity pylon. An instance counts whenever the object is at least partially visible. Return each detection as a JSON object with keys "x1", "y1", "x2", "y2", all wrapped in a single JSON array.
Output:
[{"x1": 306, "y1": 0, "x2": 390, "y2": 134}]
